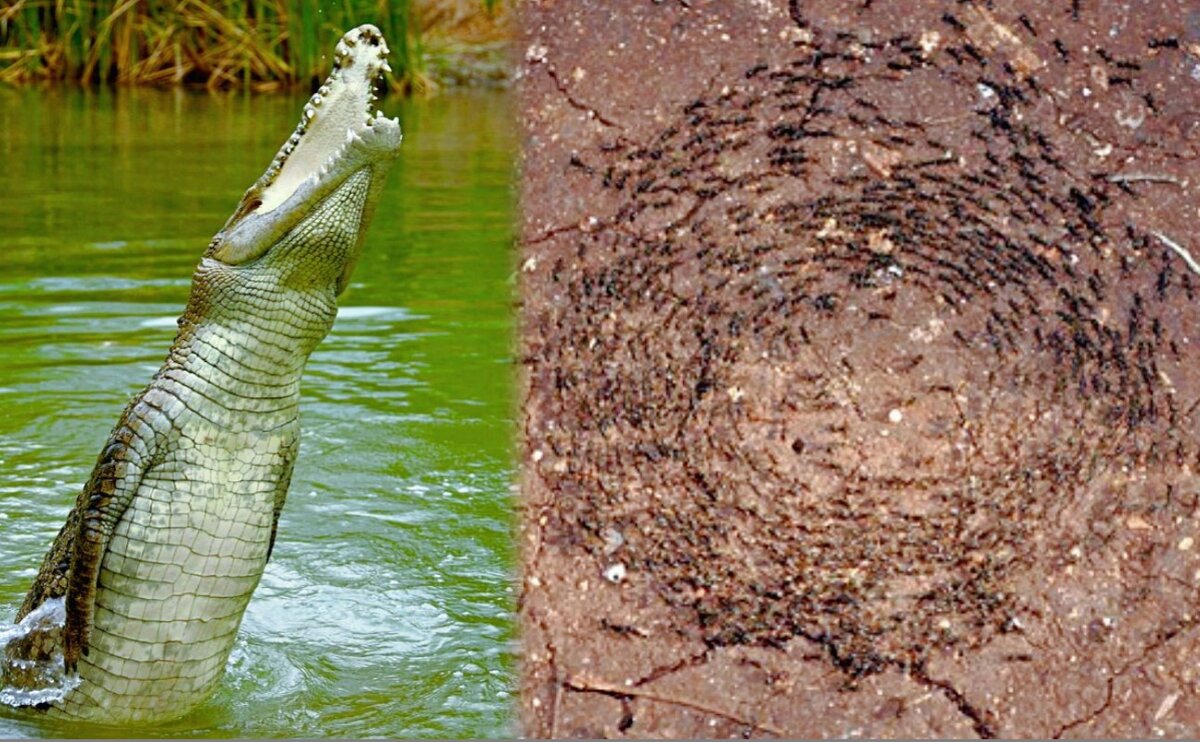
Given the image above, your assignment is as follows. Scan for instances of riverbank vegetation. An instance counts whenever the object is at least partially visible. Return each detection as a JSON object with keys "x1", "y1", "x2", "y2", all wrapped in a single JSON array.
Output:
[{"x1": 0, "y1": 0, "x2": 509, "y2": 92}]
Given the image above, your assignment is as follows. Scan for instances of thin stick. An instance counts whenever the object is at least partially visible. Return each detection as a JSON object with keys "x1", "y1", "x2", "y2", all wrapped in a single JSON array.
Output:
[
  {"x1": 563, "y1": 677, "x2": 786, "y2": 735},
  {"x1": 1107, "y1": 173, "x2": 1184, "y2": 186},
  {"x1": 1152, "y1": 231, "x2": 1200, "y2": 276}
]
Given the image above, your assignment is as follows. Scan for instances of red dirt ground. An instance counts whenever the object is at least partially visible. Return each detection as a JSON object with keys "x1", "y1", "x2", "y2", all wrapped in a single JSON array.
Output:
[{"x1": 518, "y1": 1, "x2": 1200, "y2": 736}]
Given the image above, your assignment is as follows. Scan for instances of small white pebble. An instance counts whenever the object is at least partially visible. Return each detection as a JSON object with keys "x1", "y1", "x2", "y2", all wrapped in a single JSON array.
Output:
[
  {"x1": 888, "y1": 408, "x2": 903, "y2": 424},
  {"x1": 1179, "y1": 536, "x2": 1194, "y2": 551},
  {"x1": 918, "y1": 30, "x2": 941, "y2": 55},
  {"x1": 525, "y1": 43, "x2": 549, "y2": 63},
  {"x1": 531, "y1": 449, "x2": 544, "y2": 462},
  {"x1": 779, "y1": 26, "x2": 813, "y2": 43},
  {"x1": 603, "y1": 563, "x2": 627, "y2": 583}
]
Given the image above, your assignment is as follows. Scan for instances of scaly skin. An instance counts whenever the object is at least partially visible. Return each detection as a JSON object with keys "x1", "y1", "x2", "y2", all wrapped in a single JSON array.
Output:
[{"x1": 4, "y1": 25, "x2": 401, "y2": 724}]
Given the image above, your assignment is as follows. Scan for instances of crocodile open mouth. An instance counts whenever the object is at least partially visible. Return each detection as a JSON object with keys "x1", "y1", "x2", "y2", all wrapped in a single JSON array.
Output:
[
  {"x1": 255, "y1": 24, "x2": 396, "y2": 214},
  {"x1": 210, "y1": 24, "x2": 402, "y2": 266}
]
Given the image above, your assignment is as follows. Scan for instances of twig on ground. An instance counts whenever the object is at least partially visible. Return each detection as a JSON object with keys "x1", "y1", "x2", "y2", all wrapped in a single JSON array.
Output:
[
  {"x1": 1152, "y1": 231, "x2": 1200, "y2": 276},
  {"x1": 1107, "y1": 173, "x2": 1184, "y2": 186}
]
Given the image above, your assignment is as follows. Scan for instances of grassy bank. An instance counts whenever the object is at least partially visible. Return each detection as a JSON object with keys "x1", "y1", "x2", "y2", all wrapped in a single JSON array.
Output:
[{"x1": 0, "y1": 0, "x2": 509, "y2": 92}]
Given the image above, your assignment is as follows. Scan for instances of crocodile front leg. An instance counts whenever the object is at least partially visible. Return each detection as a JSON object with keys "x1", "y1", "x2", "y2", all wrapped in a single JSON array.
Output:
[
  {"x1": 65, "y1": 417, "x2": 157, "y2": 671},
  {"x1": 17, "y1": 400, "x2": 160, "y2": 671}
]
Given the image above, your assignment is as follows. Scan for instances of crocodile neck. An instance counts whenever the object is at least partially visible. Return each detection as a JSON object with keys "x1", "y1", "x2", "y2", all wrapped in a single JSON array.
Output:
[{"x1": 155, "y1": 256, "x2": 341, "y2": 430}]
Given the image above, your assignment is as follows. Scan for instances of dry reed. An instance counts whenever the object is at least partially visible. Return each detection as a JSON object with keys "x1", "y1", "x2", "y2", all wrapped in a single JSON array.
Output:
[{"x1": 0, "y1": 0, "x2": 508, "y2": 92}]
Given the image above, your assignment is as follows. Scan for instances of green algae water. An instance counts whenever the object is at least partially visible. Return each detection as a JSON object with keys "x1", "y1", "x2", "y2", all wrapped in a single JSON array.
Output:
[{"x1": 0, "y1": 86, "x2": 515, "y2": 738}]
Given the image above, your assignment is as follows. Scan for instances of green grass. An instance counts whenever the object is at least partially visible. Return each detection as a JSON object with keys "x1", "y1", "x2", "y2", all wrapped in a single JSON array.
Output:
[{"x1": 0, "y1": 0, "x2": 506, "y2": 92}]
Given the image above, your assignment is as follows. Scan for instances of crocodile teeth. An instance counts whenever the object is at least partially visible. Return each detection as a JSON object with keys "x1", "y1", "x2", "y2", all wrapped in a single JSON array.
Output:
[{"x1": 252, "y1": 24, "x2": 396, "y2": 214}]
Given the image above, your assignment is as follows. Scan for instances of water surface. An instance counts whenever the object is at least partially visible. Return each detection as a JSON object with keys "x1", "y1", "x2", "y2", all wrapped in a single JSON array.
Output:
[{"x1": 0, "y1": 85, "x2": 515, "y2": 738}]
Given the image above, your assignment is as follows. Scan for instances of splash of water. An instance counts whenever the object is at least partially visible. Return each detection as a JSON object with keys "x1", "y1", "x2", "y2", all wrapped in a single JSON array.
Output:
[{"x1": 0, "y1": 598, "x2": 80, "y2": 708}]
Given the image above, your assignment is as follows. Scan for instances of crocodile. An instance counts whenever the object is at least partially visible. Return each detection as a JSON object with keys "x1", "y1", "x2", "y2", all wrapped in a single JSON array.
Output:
[{"x1": 2, "y1": 24, "x2": 401, "y2": 724}]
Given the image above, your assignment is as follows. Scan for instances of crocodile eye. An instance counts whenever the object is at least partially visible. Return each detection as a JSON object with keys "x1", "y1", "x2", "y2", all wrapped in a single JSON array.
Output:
[
  {"x1": 208, "y1": 194, "x2": 273, "y2": 265},
  {"x1": 233, "y1": 197, "x2": 263, "y2": 223},
  {"x1": 214, "y1": 195, "x2": 265, "y2": 247}
]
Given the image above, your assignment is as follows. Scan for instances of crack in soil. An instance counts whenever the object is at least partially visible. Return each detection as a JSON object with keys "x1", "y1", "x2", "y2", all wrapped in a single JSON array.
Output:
[
  {"x1": 535, "y1": 607, "x2": 562, "y2": 739},
  {"x1": 1052, "y1": 675, "x2": 1115, "y2": 739},
  {"x1": 544, "y1": 66, "x2": 624, "y2": 129},
  {"x1": 1051, "y1": 616, "x2": 1200, "y2": 737},
  {"x1": 910, "y1": 664, "x2": 996, "y2": 739},
  {"x1": 632, "y1": 646, "x2": 712, "y2": 687},
  {"x1": 562, "y1": 676, "x2": 786, "y2": 735},
  {"x1": 526, "y1": 222, "x2": 587, "y2": 246}
]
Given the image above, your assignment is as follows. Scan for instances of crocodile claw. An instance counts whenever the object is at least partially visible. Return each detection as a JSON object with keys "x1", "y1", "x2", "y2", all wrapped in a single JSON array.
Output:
[{"x1": 62, "y1": 622, "x2": 89, "y2": 674}]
